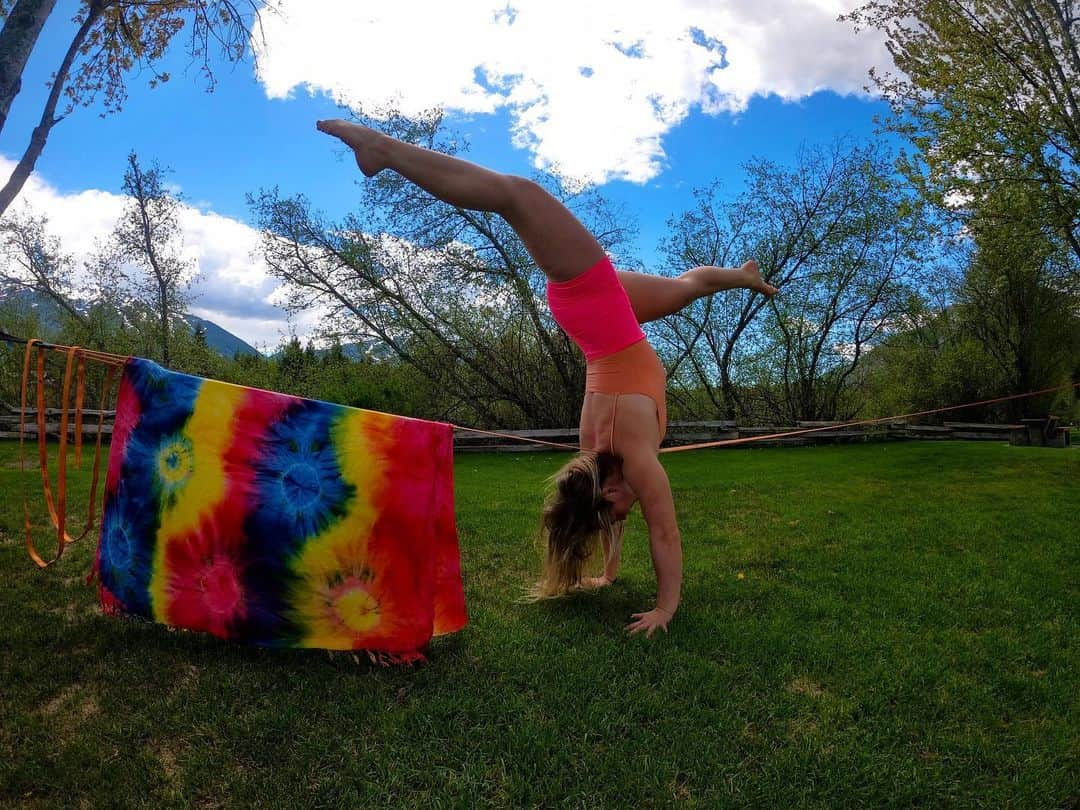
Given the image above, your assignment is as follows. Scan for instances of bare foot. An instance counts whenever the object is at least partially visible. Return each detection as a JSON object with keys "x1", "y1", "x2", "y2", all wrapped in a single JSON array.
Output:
[
  {"x1": 741, "y1": 259, "x2": 778, "y2": 297},
  {"x1": 316, "y1": 119, "x2": 387, "y2": 177},
  {"x1": 582, "y1": 576, "x2": 614, "y2": 590}
]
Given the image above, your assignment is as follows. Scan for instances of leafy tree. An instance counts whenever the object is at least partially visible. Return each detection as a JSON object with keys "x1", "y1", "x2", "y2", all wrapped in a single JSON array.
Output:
[
  {"x1": 0, "y1": 278, "x2": 124, "y2": 410},
  {"x1": 856, "y1": 305, "x2": 1009, "y2": 422},
  {"x1": 222, "y1": 346, "x2": 274, "y2": 392},
  {"x1": 171, "y1": 319, "x2": 220, "y2": 378},
  {"x1": 300, "y1": 338, "x2": 428, "y2": 415},
  {"x1": 843, "y1": 0, "x2": 1080, "y2": 265},
  {"x1": 0, "y1": 0, "x2": 276, "y2": 215},
  {"x1": 0, "y1": 291, "x2": 45, "y2": 405},
  {"x1": 955, "y1": 182, "x2": 1079, "y2": 418},
  {"x1": 855, "y1": 183, "x2": 1079, "y2": 424},
  {"x1": 273, "y1": 334, "x2": 319, "y2": 398}
]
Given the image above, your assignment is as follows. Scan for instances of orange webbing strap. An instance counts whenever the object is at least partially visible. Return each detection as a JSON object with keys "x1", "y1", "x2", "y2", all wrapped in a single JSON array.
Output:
[
  {"x1": 73, "y1": 356, "x2": 86, "y2": 468},
  {"x1": 25, "y1": 345, "x2": 74, "y2": 566},
  {"x1": 76, "y1": 364, "x2": 118, "y2": 546},
  {"x1": 54, "y1": 345, "x2": 79, "y2": 554},
  {"x1": 34, "y1": 346, "x2": 55, "y2": 531},
  {"x1": 21, "y1": 343, "x2": 123, "y2": 568},
  {"x1": 20, "y1": 340, "x2": 54, "y2": 567},
  {"x1": 48, "y1": 361, "x2": 116, "y2": 548},
  {"x1": 451, "y1": 380, "x2": 1080, "y2": 455}
]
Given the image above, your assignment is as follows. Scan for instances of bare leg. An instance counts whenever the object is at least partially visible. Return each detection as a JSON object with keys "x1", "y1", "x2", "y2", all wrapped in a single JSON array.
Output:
[
  {"x1": 617, "y1": 261, "x2": 779, "y2": 324},
  {"x1": 316, "y1": 119, "x2": 604, "y2": 282}
]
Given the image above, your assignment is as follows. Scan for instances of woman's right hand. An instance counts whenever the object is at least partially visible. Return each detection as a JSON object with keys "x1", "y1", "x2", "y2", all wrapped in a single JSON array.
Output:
[{"x1": 626, "y1": 607, "x2": 673, "y2": 637}]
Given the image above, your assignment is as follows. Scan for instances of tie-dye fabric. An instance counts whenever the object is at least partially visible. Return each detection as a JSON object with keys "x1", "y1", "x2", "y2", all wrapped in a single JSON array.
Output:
[{"x1": 96, "y1": 358, "x2": 467, "y2": 659}]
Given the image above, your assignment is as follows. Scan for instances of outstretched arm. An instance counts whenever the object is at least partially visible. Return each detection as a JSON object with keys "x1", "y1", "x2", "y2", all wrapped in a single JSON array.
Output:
[
  {"x1": 613, "y1": 398, "x2": 682, "y2": 636},
  {"x1": 621, "y1": 448, "x2": 682, "y2": 634}
]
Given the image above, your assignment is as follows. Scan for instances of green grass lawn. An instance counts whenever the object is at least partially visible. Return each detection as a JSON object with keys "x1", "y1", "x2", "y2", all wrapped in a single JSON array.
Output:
[{"x1": 1, "y1": 439, "x2": 1077, "y2": 807}]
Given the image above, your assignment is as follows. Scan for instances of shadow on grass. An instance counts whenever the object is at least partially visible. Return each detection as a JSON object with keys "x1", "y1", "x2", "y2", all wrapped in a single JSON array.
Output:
[
  {"x1": 58, "y1": 609, "x2": 472, "y2": 685},
  {"x1": 530, "y1": 581, "x2": 653, "y2": 625}
]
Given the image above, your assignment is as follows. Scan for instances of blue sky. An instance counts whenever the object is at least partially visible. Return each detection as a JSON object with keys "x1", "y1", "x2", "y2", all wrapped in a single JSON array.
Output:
[{"x1": 0, "y1": 1, "x2": 898, "y2": 349}]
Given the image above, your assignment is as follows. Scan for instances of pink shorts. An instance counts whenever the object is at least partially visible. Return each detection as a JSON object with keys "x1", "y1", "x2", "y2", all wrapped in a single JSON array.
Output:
[{"x1": 545, "y1": 256, "x2": 646, "y2": 361}]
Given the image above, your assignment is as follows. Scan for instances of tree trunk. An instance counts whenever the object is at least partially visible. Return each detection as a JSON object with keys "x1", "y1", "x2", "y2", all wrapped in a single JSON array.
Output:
[
  {"x1": 159, "y1": 290, "x2": 170, "y2": 366},
  {"x1": 0, "y1": 2, "x2": 100, "y2": 217},
  {"x1": 0, "y1": 0, "x2": 57, "y2": 136}
]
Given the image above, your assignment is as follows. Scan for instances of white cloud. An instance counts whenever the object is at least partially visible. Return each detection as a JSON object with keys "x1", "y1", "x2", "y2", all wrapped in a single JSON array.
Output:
[
  {"x1": 254, "y1": 0, "x2": 892, "y2": 185},
  {"x1": 0, "y1": 158, "x2": 293, "y2": 350}
]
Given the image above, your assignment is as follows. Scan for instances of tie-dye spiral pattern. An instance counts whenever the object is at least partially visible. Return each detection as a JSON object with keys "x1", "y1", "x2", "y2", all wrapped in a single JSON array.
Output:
[{"x1": 97, "y1": 358, "x2": 467, "y2": 658}]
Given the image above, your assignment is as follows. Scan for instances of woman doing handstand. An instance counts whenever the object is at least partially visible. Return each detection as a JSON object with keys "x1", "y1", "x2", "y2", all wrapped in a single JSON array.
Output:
[{"x1": 316, "y1": 119, "x2": 778, "y2": 637}]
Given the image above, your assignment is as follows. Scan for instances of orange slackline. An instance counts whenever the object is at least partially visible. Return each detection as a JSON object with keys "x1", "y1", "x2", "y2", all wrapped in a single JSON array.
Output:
[
  {"x1": 16, "y1": 332, "x2": 1071, "y2": 457},
  {"x1": 658, "y1": 381, "x2": 1080, "y2": 453},
  {"x1": 451, "y1": 380, "x2": 1080, "y2": 454},
  {"x1": 452, "y1": 425, "x2": 584, "y2": 451},
  {"x1": 5, "y1": 332, "x2": 1075, "y2": 566}
]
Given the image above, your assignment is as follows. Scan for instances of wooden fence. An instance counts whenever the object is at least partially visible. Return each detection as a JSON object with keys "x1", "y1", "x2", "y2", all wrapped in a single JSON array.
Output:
[
  {"x1": 0, "y1": 407, "x2": 115, "y2": 440},
  {"x1": 454, "y1": 419, "x2": 1028, "y2": 452},
  {"x1": 4, "y1": 407, "x2": 1065, "y2": 450}
]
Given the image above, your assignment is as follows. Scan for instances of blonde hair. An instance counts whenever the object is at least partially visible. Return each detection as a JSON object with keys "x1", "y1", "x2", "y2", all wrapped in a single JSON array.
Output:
[{"x1": 528, "y1": 451, "x2": 619, "y2": 599}]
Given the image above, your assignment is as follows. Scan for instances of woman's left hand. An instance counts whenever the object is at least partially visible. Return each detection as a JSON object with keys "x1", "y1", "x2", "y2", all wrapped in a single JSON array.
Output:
[{"x1": 626, "y1": 607, "x2": 673, "y2": 637}]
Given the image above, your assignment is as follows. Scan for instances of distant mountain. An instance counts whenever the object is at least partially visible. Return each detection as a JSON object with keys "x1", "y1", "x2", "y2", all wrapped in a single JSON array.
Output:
[
  {"x1": 0, "y1": 288, "x2": 66, "y2": 333},
  {"x1": 338, "y1": 339, "x2": 395, "y2": 362},
  {"x1": 0, "y1": 288, "x2": 261, "y2": 359},
  {"x1": 184, "y1": 315, "x2": 259, "y2": 358}
]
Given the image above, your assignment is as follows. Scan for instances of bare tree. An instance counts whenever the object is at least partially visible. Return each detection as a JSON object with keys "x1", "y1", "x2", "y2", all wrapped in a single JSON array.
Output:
[
  {"x1": 659, "y1": 141, "x2": 929, "y2": 422},
  {"x1": 252, "y1": 112, "x2": 636, "y2": 428},
  {"x1": 0, "y1": 201, "x2": 138, "y2": 354},
  {"x1": 109, "y1": 151, "x2": 192, "y2": 367},
  {"x1": 0, "y1": 203, "x2": 87, "y2": 327},
  {"x1": 761, "y1": 221, "x2": 919, "y2": 423}
]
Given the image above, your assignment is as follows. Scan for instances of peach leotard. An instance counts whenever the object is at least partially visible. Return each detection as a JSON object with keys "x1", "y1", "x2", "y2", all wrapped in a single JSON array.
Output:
[{"x1": 546, "y1": 256, "x2": 667, "y2": 445}]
